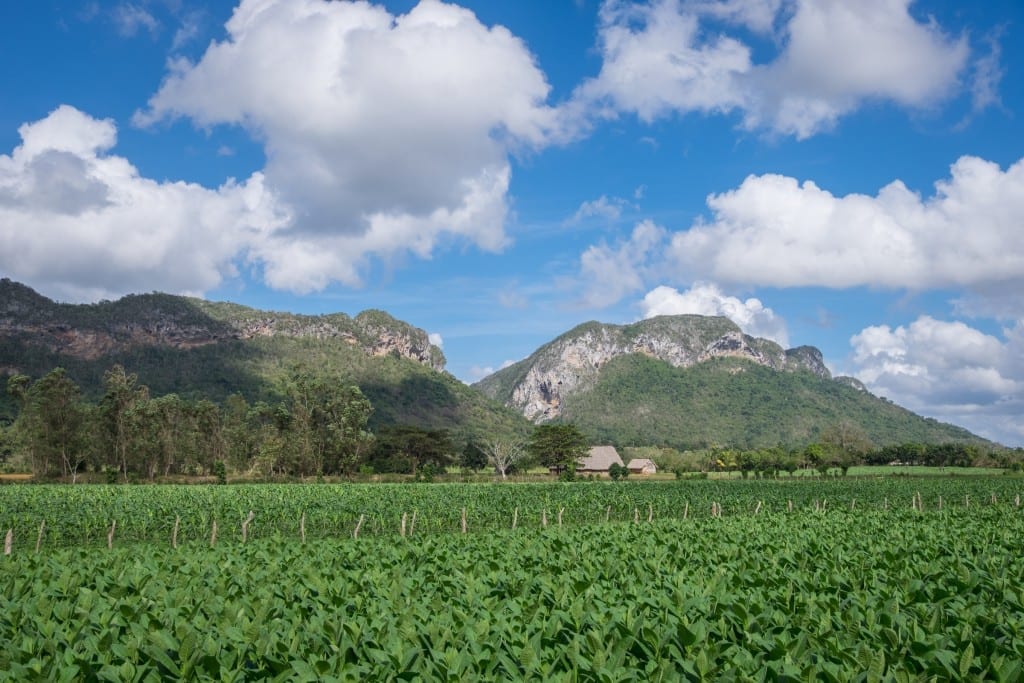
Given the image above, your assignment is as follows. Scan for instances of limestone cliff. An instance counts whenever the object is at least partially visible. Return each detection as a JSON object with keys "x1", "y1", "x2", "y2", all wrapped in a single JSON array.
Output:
[
  {"x1": 0, "y1": 278, "x2": 445, "y2": 372},
  {"x1": 475, "y1": 315, "x2": 833, "y2": 422}
]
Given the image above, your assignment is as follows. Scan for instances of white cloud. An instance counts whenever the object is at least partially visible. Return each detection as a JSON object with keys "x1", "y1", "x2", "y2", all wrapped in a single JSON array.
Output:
[
  {"x1": 137, "y1": 0, "x2": 562, "y2": 292},
  {"x1": 465, "y1": 360, "x2": 515, "y2": 383},
  {"x1": 850, "y1": 316, "x2": 1024, "y2": 445},
  {"x1": 567, "y1": 195, "x2": 628, "y2": 224},
  {"x1": 669, "y1": 155, "x2": 1024, "y2": 297},
  {"x1": 640, "y1": 282, "x2": 789, "y2": 346},
  {"x1": 575, "y1": 0, "x2": 751, "y2": 122},
  {"x1": 171, "y1": 11, "x2": 204, "y2": 51},
  {"x1": 744, "y1": 0, "x2": 968, "y2": 137},
  {"x1": 689, "y1": 0, "x2": 782, "y2": 34},
  {"x1": 576, "y1": 0, "x2": 972, "y2": 138},
  {"x1": 112, "y1": 3, "x2": 159, "y2": 38},
  {"x1": 578, "y1": 220, "x2": 666, "y2": 307},
  {"x1": 428, "y1": 332, "x2": 444, "y2": 348},
  {"x1": 0, "y1": 106, "x2": 287, "y2": 302},
  {"x1": 966, "y1": 33, "x2": 1005, "y2": 116}
]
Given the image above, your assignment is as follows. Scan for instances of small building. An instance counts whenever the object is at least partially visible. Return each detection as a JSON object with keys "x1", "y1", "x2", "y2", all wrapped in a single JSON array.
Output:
[
  {"x1": 626, "y1": 458, "x2": 658, "y2": 475},
  {"x1": 577, "y1": 446, "x2": 624, "y2": 474}
]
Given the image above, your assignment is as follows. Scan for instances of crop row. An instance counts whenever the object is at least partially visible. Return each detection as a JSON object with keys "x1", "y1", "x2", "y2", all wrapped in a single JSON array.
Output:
[
  {"x1": 2, "y1": 505, "x2": 1023, "y2": 680},
  {"x1": 2, "y1": 477, "x2": 1022, "y2": 550}
]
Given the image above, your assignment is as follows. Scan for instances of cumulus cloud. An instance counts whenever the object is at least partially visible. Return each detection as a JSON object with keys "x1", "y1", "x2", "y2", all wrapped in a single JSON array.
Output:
[
  {"x1": 575, "y1": 0, "x2": 751, "y2": 122},
  {"x1": 850, "y1": 316, "x2": 1024, "y2": 445},
  {"x1": 689, "y1": 0, "x2": 782, "y2": 34},
  {"x1": 640, "y1": 282, "x2": 789, "y2": 346},
  {"x1": 577, "y1": 220, "x2": 666, "y2": 307},
  {"x1": 576, "y1": 0, "x2": 973, "y2": 138},
  {"x1": 745, "y1": 0, "x2": 968, "y2": 137},
  {"x1": 137, "y1": 0, "x2": 561, "y2": 292},
  {"x1": 428, "y1": 332, "x2": 444, "y2": 348},
  {"x1": 0, "y1": 106, "x2": 287, "y2": 303},
  {"x1": 669, "y1": 155, "x2": 1024, "y2": 295}
]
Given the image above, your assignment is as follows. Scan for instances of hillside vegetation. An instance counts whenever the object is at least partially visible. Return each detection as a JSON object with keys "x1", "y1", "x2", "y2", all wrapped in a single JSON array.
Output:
[
  {"x1": 561, "y1": 354, "x2": 986, "y2": 449},
  {"x1": 0, "y1": 279, "x2": 528, "y2": 444}
]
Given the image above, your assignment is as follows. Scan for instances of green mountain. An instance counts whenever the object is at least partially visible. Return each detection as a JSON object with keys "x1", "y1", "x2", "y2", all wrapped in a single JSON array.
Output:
[
  {"x1": 475, "y1": 316, "x2": 990, "y2": 449},
  {"x1": 0, "y1": 279, "x2": 528, "y2": 442}
]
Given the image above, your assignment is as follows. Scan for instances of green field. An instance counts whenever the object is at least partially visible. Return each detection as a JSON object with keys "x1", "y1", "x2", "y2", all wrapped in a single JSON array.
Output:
[{"x1": 3, "y1": 478, "x2": 1023, "y2": 680}]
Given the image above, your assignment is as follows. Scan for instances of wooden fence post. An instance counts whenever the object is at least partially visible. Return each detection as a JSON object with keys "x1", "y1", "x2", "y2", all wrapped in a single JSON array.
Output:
[{"x1": 241, "y1": 511, "x2": 255, "y2": 543}]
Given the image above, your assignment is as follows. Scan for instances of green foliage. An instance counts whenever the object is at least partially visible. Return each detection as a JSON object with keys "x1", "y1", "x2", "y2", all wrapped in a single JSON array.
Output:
[
  {"x1": 369, "y1": 425, "x2": 455, "y2": 474},
  {"x1": 0, "y1": 281, "x2": 530, "y2": 449},
  {"x1": 3, "y1": 478, "x2": 1024, "y2": 679},
  {"x1": 7, "y1": 369, "x2": 92, "y2": 481},
  {"x1": 559, "y1": 354, "x2": 990, "y2": 450},
  {"x1": 608, "y1": 462, "x2": 629, "y2": 480},
  {"x1": 459, "y1": 441, "x2": 488, "y2": 472},
  {"x1": 528, "y1": 423, "x2": 589, "y2": 473},
  {"x1": 213, "y1": 461, "x2": 227, "y2": 485}
]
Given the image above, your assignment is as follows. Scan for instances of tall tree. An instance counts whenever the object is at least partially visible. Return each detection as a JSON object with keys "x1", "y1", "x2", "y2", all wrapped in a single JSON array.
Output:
[
  {"x1": 480, "y1": 438, "x2": 525, "y2": 480},
  {"x1": 99, "y1": 365, "x2": 149, "y2": 481},
  {"x1": 528, "y1": 424, "x2": 588, "y2": 475},
  {"x1": 283, "y1": 367, "x2": 374, "y2": 476},
  {"x1": 10, "y1": 369, "x2": 89, "y2": 481},
  {"x1": 821, "y1": 420, "x2": 873, "y2": 475},
  {"x1": 370, "y1": 426, "x2": 454, "y2": 475}
]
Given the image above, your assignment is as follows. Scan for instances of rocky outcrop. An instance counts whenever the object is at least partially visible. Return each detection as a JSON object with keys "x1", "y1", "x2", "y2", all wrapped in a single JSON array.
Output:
[
  {"x1": 476, "y1": 315, "x2": 835, "y2": 422},
  {"x1": 835, "y1": 376, "x2": 869, "y2": 392},
  {"x1": 0, "y1": 279, "x2": 444, "y2": 371}
]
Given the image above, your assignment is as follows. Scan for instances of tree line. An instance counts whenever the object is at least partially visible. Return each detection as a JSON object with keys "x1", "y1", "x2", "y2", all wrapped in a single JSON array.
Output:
[
  {"x1": 651, "y1": 421, "x2": 1015, "y2": 478},
  {"x1": 1, "y1": 366, "x2": 596, "y2": 483},
  {"x1": 4, "y1": 365, "x2": 391, "y2": 481},
  {"x1": 2, "y1": 365, "x2": 1014, "y2": 483}
]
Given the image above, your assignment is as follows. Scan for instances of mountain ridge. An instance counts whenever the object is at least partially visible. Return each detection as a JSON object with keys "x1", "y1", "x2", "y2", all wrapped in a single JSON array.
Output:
[
  {"x1": 0, "y1": 278, "x2": 444, "y2": 370},
  {"x1": 474, "y1": 315, "x2": 990, "y2": 448},
  {"x1": 475, "y1": 315, "x2": 834, "y2": 421},
  {"x1": 0, "y1": 279, "x2": 526, "y2": 442}
]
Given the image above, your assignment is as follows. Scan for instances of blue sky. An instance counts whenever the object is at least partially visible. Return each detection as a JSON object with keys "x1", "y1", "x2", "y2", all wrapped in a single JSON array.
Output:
[{"x1": 2, "y1": 0, "x2": 1023, "y2": 446}]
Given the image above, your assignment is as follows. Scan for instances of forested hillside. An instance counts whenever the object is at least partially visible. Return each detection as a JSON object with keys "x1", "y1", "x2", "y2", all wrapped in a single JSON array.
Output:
[
  {"x1": 0, "y1": 280, "x2": 530, "y2": 478},
  {"x1": 562, "y1": 354, "x2": 988, "y2": 449}
]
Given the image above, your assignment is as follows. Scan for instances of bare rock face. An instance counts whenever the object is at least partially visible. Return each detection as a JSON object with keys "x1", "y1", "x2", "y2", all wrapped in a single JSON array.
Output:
[
  {"x1": 477, "y1": 315, "x2": 836, "y2": 422},
  {"x1": 354, "y1": 311, "x2": 446, "y2": 371},
  {"x1": 0, "y1": 279, "x2": 445, "y2": 371},
  {"x1": 835, "y1": 375, "x2": 869, "y2": 392}
]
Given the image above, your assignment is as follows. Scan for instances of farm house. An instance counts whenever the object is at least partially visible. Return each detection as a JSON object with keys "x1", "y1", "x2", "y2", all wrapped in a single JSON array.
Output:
[
  {"x1": 627, "y1": 458, "x2": 658, "y2": 475},
  {"x1": 577, "y1": 446, "x2": 624, "y2": 474}
]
